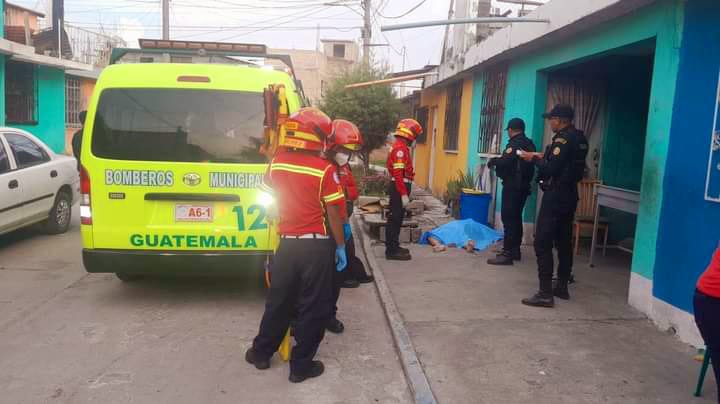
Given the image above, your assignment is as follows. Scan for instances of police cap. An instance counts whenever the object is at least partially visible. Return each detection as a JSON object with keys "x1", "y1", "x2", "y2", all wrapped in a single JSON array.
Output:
[
  {"x1": 542, "y1": 104, "x2": 574, "y2": 120},
  {"x1": 506, "y1": 118, "x2": 525, "y2": 131}
]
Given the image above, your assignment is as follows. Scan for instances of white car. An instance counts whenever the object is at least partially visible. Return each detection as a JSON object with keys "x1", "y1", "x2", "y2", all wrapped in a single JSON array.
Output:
[{"x1": 0, "y1": 128, "x2": 80, "y2": 236}]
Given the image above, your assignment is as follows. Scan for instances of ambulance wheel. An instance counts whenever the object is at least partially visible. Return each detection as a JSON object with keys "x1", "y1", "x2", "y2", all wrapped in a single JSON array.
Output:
[
  {"x1": 44, "y1": 190, "x2": 72, "y2": 235},
  {"x1": 116, "y1": 272, "x2": 142, "y2": 282}
]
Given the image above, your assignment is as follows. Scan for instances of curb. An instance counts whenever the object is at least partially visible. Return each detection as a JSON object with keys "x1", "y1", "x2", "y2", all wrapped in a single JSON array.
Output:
[{"x1": 352, "y1": 216, "x2": 438, "y2": 404}]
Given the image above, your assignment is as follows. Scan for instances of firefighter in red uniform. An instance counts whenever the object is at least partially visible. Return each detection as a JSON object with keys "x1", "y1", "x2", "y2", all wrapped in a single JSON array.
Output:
[
  {"x1": 385, "y1": 119, "x2": 423, "y2": 260},
  {"x1": 323, "y1": 119, "x2": 375, "y2": 334},
  {"x1": 245, "y1": 108, "x2": 347, "y2": 383}
]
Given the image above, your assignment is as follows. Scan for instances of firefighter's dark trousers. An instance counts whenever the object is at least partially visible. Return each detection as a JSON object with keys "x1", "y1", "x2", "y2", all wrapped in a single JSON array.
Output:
[
  {"x1": 252, "y1": 238, "x2": 334, "y2": 373},
  {"x1": 385, "y1": 183, "x2": 412, "y2": 254}
]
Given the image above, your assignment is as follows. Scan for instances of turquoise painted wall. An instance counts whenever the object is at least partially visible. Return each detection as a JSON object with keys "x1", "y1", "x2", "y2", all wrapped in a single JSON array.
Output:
[
  {"x1": 488, "y1": 0, "x2": 683, "y2": 279},
  {"x1": 601, "y1": 58, "x2": 652, "y2": 243},
  {"x1": 467, "y1": 73, "x2": 484, "y2": 173},
  {"x1": 9, "y1": 66, "x2": 67, "y2": 153}
]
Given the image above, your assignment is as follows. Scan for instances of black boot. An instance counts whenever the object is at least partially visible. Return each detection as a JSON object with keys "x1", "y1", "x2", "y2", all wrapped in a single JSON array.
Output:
[
  {"x1": 521, "y1": 292, "x2": 555, "y2": 308},
  {"x1": 510, "y1": 250, "x2": 521, "y2": 261},
  {"x1": 554, "y1": 280, "x2": 570, "y2": 300},
  {"x1": 487, "y1": 252, "x2": 514, "y2": 266},
  {"x1": 326, "y1": 317, "x2": 345, "y2": 334},
  {"x1": 342, "y1": 278, "x2": 360, "y2": 289},
  {"x1": 245, "y1": 347, "x2": 270, "y2": 370},
  {"x1": 386, "y1": 250, "x2": 411, "y2": 261},
  {"x1": 289, "y1": 361, "x2": 325, "y2": 383},
  {"x1": 397, "y1": 246, "x2": 411, "y2": 255},
  {"x1": 355, "y1": 274, "x2": 374, "y2": 284}
]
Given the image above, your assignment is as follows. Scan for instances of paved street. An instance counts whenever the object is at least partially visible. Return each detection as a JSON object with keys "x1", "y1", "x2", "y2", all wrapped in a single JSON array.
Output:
[
  {"x1": 0, "y1": 209, "x2": 410, "y2": 404},
  {"x1": 372, "y1": 241, "x2": 718, "y2": 404}
]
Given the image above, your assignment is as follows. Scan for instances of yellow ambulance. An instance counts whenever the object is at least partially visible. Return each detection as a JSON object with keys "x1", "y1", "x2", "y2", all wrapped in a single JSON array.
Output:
[{"x1": 80, "y1": 42, "x2": 302, "y2": 280}]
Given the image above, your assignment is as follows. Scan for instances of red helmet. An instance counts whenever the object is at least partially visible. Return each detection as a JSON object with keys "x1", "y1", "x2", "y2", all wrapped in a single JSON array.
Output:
[
  {"x1": 279, "y1": 107, "x2": 333, "y2": 151},
  {"x1": 327, "y1": 119, "x2": 363, "y2": 152},
  {"x1": 395, "y1": 118, "x2": 423, "y2": 141}
]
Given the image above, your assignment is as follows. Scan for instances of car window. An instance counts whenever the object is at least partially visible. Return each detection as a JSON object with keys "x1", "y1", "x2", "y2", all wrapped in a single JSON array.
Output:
[
  {"x1": 91, "y1": 88, "x2": 267, "y2": 164},
  {"x1": 5, "y1": 133, "x2": 50, "y2": 169},
  {"x1": 0, "y1": 139, "x2": 9, "y2": 174}
]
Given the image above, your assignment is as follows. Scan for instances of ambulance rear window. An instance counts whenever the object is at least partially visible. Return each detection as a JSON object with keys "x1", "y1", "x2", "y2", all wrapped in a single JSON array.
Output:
[{"x1": 91, "y1": 88, "x2": 267, "y2": 163}]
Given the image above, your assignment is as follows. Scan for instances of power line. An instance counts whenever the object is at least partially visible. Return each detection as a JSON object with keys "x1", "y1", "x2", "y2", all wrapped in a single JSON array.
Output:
[{"x1": 376, "y1": 0, "x2": 428, "y2": 19}]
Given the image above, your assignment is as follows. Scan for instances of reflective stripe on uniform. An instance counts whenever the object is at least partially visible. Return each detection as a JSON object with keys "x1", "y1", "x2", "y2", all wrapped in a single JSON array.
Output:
[
  {"x1": 271, "y1": 163, "x2": 325, "y2": 178},
  {"x1": 323, "y1": 191, "x2": 344, "y2": 203},
  {"x1": 258, "y1": 182, "x2": 274, "y2": 194},
  {"x1": 392, "y1": 163, "x2": 405, "y2": 169}
]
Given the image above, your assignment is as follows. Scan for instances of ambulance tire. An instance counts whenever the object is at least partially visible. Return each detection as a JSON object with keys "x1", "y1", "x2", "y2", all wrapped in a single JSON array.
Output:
[
  {"x1": 44, "y1": 190, "x2": 72, "y2": 235},
  {"x1": 116, "y1": 272, "x2": 143, "y2": 282}
]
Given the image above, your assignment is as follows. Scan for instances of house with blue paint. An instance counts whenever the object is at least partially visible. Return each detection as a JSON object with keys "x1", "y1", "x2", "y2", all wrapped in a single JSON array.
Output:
[
  {"x1": 415, "y1": 0, "x2": 720, "y2": 346},
  {"x1": 1, "y1": 1, "x2": 92, "y2": 153}
]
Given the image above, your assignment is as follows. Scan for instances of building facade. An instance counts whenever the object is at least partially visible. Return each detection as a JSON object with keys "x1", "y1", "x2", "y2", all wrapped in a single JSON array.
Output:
[
  {"x1": 271, "y1": 39, "x2": 358, "y2": 106},
  {"x1": 413, "y1": 0, "x2": 720, "y2": 346},
  {"x1": 1, "y1": 1, "x2": 92, "y2": 154}
]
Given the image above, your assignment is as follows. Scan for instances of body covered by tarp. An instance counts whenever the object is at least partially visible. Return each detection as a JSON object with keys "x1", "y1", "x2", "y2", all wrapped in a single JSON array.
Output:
[{"x1": 419, "y1": 219, "x2": 502, "y2": 251}]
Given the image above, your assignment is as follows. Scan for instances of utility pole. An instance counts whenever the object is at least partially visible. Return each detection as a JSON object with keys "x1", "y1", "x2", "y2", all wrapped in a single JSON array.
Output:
[
  {"x1": 362, "y1": 0, "x2": 371, "y2": 65},
  {"x1": 162, "y1": 0, "x2": 170, "y2": 40}
]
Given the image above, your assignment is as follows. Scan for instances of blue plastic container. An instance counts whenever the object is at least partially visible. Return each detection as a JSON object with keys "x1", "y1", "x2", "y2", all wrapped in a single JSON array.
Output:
[{"x1": 459, "y1": 189, "x2": 492, "y2": 226}]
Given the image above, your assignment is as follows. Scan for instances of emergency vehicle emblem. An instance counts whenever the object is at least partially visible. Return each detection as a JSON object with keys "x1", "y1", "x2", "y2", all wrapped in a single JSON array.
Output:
[
  {"x1": 553, "y1": 147, "x2": 561, "y2": 156},
  {"x1": 397, "y1": 151, "x2": 404, "y2": 158},
  {"x1": 183, "y1": 173, "x2": 202, "y2": 186}
]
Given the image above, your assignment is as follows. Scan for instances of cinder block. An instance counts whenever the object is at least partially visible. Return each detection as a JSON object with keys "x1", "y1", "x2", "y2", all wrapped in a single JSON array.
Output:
[
  {"x1": 399, "y1": 227, "x2": 412, "y2": 243},
  {"x1": 358, "y1": 196, "x2": 381, "y2": 207},
  {"x1": 411, "y1": 227, "x2": 422, "y2": 243}
]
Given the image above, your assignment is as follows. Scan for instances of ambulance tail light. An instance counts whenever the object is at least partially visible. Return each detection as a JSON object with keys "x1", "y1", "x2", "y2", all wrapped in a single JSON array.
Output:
[{"x1": 80, "y1": 166, "x2": 92, "y2": 225}]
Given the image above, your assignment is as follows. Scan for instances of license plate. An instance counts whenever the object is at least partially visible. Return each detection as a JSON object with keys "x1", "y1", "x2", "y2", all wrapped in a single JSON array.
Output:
[{"x1": 175, "y1": 205, "x2": 213, "y2": 222}]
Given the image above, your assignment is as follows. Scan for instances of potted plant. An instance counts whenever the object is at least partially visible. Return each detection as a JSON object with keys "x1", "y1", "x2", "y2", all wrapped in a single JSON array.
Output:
[{"x1": 444, "y1": 170, "x2": 476, "y2": 219}]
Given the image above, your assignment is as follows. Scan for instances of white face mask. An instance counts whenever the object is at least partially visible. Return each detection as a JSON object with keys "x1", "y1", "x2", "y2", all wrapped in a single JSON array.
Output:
[{"x1": 334, "y1": 152, "x2": 351, "y2": 166}]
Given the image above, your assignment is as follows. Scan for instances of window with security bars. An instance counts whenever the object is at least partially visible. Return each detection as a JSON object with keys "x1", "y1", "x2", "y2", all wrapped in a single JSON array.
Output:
[
  {"x1": 66, "y1": 78, "x2": 82, "y2": 128},
  {"x1": 414, "y1": 106, "x2": 429, "y2": 144},
  {"x1": 444, "y1": 81, "x2": 463, "y2": 151},
  {"x1": 5, "y1": 61, "x2": 37, "y2": 124},
  {"x1": 478, "y1": 67, "x2": 508, "y2": 155}
]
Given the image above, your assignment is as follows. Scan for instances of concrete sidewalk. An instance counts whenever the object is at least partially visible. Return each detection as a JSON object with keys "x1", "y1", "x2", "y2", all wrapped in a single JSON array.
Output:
[{"x1": 369, "y1": 241, "x2": 717, "y2": 404}]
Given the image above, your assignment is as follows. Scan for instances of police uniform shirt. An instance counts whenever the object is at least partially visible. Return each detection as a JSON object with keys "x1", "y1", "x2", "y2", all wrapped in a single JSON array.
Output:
[
  {"x1": 490, "y1": 133, "x2": 536, "y2": 187},
  {"x1": 535, "y1": 127, "x2": 589, "y2": 185}
]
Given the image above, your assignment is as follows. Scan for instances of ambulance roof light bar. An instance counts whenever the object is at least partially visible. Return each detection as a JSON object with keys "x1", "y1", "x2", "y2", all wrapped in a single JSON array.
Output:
[{"x1": 138, "y1": 39, "x2": 268, "y2": 55}]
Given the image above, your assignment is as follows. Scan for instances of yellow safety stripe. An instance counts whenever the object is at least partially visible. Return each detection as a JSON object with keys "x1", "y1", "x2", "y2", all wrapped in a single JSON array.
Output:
[
  {"x1": 323, "y1": 191, "x2": 344, "y2": 203},
  {"x1": 258, "y1": 182, "x2": 274, "y2": 194},
  {"x1": 392, "y1": 163, "x2": 406, "y2": 169},
  {"x1": 271, "y1": 163, "x2": 325, "y2": 178},
  {"x1": 398, "y1": 127, "x2": 414, "y2": 137}
]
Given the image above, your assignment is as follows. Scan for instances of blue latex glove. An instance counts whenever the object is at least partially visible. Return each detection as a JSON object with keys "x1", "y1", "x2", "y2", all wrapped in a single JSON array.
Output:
[
  {"x1": 343, "y1": 223, "x2": 352, "y2": 242},
  {"x1": 335, "y1": 246, "x2": 347, "y2": 272}
]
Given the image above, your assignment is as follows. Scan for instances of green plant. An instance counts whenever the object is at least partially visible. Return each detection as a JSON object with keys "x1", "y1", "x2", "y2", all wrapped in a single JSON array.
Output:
[
  {"x1": 444, "y1": 170, "x2": 477, "y2": 203},
  {"x1": 360, "y1": 174, "x2": 390, "y2": 197},
  {"x1": 319, "y1": 65, "x2": 403, "y2": 168}
]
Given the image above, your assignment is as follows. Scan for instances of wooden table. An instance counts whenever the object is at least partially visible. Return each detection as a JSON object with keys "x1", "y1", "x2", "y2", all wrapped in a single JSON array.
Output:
[{"x1": 589, "y1": 185, "x2": 641, "y2": 267}]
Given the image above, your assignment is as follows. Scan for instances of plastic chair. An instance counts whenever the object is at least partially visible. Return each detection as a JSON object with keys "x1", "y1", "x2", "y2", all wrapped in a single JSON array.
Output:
[
  {"x1": 695, "y1": 347, "x2": 712, "y2": 397},
  {"x1": 573, "y1": 180, "x2": 610, "y2": 256}
]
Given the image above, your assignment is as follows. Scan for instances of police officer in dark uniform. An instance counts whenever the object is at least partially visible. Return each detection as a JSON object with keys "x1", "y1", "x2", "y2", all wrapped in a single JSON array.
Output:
[
  {"x1": 487, "y1": 118, "x2": 536, "y2": 266},
  {"x1": 518, "y1": 104, "x2": 588, "y2": 308}
]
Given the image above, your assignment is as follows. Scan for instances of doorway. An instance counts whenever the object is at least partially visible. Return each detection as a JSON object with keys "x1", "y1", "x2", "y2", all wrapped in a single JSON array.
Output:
[{"x1": 537, "y1": 41, "x2": 656, "y2": 290}]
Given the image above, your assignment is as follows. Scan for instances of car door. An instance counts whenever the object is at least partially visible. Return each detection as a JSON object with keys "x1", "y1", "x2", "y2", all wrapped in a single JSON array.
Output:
[
  {"x1": 0, "y1": 135, "x2": 22, "y2": 231},
  {"x1": 4, "y1": 132, "x2": 55, "y2": 222}
]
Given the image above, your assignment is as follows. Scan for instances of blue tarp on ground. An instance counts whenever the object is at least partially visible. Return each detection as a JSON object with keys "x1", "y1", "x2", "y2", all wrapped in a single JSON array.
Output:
[{"x1": 419, "y1": 219, "x2": 502, "y2": 251}]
